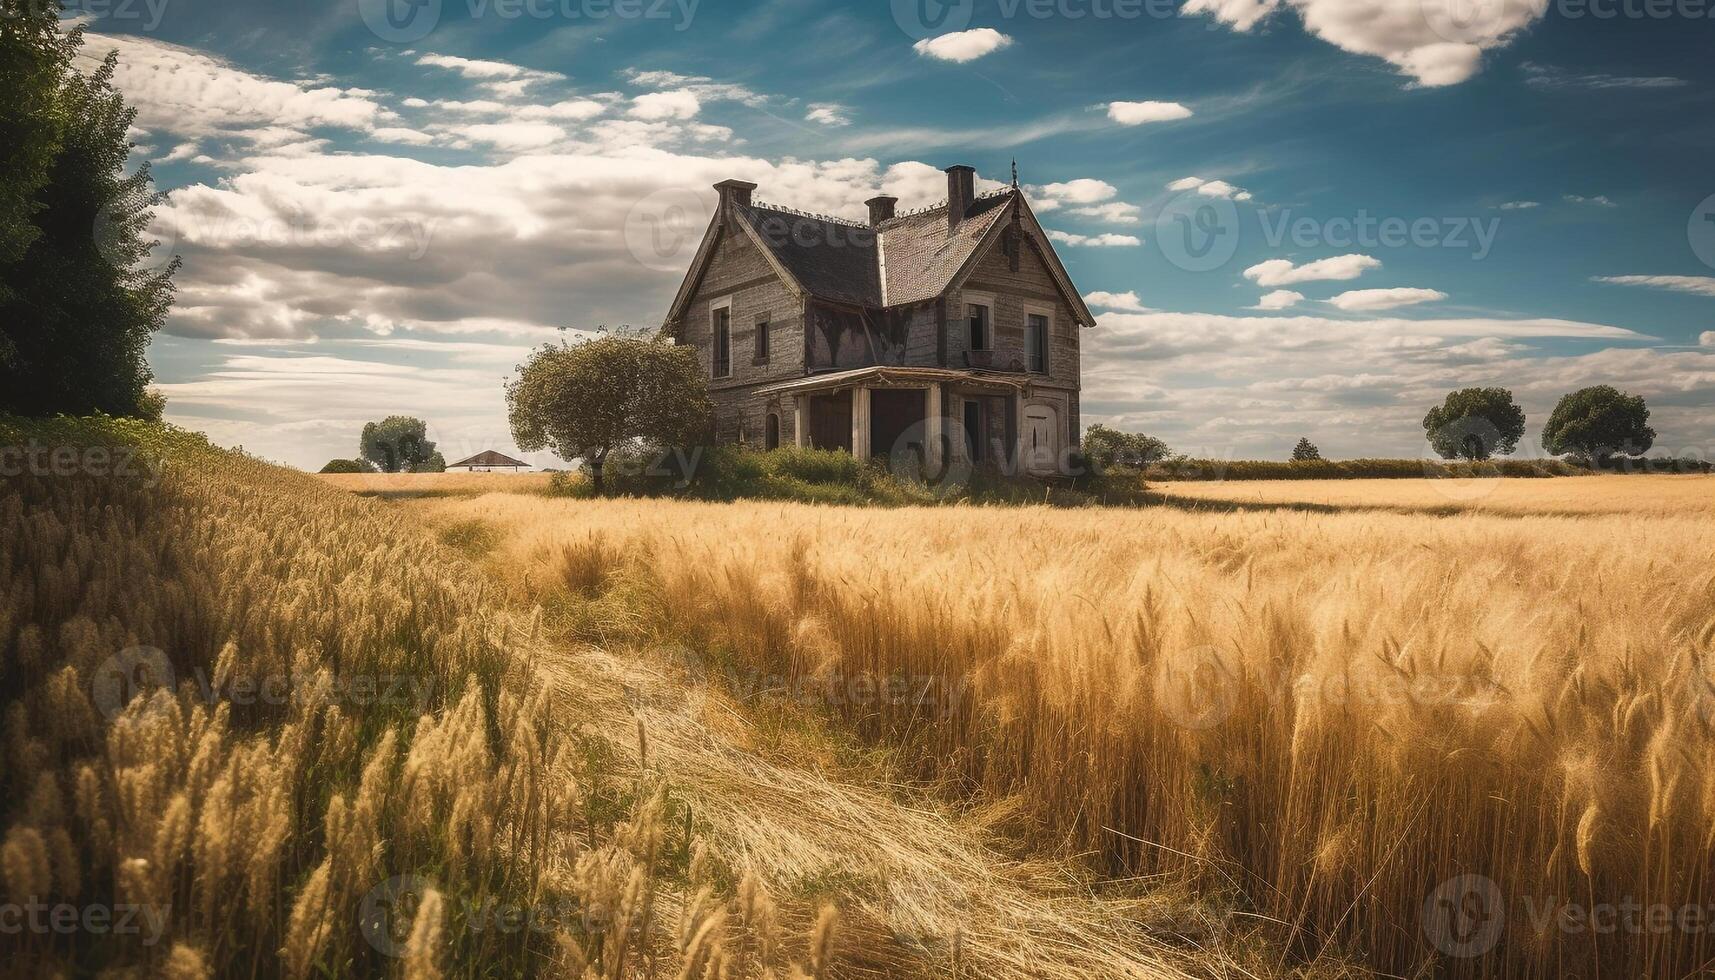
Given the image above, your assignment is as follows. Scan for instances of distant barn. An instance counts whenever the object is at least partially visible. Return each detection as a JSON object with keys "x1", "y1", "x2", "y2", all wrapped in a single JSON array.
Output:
[{"x1": 447, "y1": 450, "x2": 530, "y2": 472}]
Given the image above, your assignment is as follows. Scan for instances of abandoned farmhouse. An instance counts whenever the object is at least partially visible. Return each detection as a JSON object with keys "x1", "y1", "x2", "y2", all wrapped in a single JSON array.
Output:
[{"x1": 660, "y1": 164, "x2": 1092, "y2": 475}]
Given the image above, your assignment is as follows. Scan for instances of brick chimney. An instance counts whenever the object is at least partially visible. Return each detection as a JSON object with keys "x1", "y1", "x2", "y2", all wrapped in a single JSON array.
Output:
[
  {"x1": 712, "y1": 178, "x2": 756, "y2": 209},
  {"x1": 865, "y1": 194, "x2": 897, "y2": 227},
  {"x1": 945, "y1": 165, "x2": 975, "y2": 232}
]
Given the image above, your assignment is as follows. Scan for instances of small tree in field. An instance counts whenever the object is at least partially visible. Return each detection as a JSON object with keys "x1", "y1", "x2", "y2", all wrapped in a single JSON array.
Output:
[
  {"x1": 506, "y1": 334, "x2": 712, "y2": 495},
  {"x1": 360, "y1": 416, "x2": 438, "y2": 473},
  {"x1": 1542, "y1": 385, "x2": 1655, "y2": 466},
  {"x1": 1422, "y1": 387, "x2": 1527, "y2": 461},
  {"x1": 1082, "y1": 424, "x2": 1173, "y2": 471},
  {"x1": 1291, "y1": 438, "x2": 1321, "y2": 461}
]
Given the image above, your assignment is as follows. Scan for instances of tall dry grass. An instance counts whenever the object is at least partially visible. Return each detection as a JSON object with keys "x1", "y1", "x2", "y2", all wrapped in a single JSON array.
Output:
[
  {"x1": 0, "y1": 417, "x2": 838, "y2": 978},
  {"x1": 423, "y1": 480, "x2": 1715, "y2": 978}
]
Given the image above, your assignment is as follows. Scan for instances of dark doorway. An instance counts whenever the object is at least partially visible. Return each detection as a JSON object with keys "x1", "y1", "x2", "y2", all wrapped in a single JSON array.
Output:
[
  {"x1": 765, "y1": 412, "x2": 780, "y2": 450},
  {"x1": 808, "y1": 390, "x2": 852, "y2": 452},
  {"x1": 869, "y1": 388, "x2": 926, "y2": 461},
  {"x1": 963, "y1": 399, "x2": 982, "y2": 462}
]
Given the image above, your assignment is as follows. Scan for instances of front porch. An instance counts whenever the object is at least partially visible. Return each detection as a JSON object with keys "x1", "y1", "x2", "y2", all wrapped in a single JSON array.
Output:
[{"x1": 755, "y1": 366, "x2": 1056, "y2": 474}]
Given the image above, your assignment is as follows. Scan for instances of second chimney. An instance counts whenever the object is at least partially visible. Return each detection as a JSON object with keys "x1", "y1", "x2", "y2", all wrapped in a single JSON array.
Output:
[
  {"x1": 712, "y1": 178, "x2": 757, "y2": 209},
  {"x1": 945, "y1": 165, "x2": 975, "y2": 232},
  {"x1": 865, "y1": 195, "x2": 898, "y2": 227}
]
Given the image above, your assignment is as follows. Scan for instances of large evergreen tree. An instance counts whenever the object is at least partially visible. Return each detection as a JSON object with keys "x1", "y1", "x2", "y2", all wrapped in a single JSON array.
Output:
[{"x1": 0, "y1": 6, "x2": 177, "y2": 417}]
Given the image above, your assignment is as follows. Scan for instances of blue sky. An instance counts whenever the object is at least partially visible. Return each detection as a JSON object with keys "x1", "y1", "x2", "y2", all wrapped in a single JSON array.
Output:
[{"x1": 69, "y1": 0, "x2": 1715, "y2": 468}]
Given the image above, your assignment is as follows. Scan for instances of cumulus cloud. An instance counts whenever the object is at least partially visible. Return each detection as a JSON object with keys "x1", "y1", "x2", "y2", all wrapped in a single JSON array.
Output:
[
  {"x1": 1029, "y1": 178, "x2": 1118, "y2": 213},
  {"x1": 1106, "y1": 100, "x2": 1193, "y2": 125},
  {"x1": 1593, "y1": 276, "x2": 1715, "y2": 297},
  {"x1": 1327, "y1": 287, "x2": 1447, "y2": 310},
  {"x1": 1167, "y1": 176, "x2": 1253, "y2": 201},
  {"x1": 913, "y1": 29, "x2": 1013, "y2": 63},
  {"x1": 1047, "y1": 231, "x2": 1143, "y2": 247},
  {"x1": 1252, "y1": 289, "x2": 1304, "y2": 310},
  {"x1": 805, "y1": 103, "x2": 849, "y2": 126},
  {"x1": 414, "y1": 53, "x2": 566, "y2": 95},
  {"x1": 1070, "y1": 202, "x2": 1142, "y2": 224},
  {"x1": 1565, "y1": 194, "x2": 1616, "y2": 208},
  {"x1": 1243, "y1": 254, "x2": 1380, "y2": 287},
  {"x1": 1498, "y1": 200, "x2": 1538, "y2": 210},
  {"x1": 1182, "y1": 0, "x2": 1551, "y2": 87},
  {"x1": 1084, "y1": 290, "x2": 1152, "y2": 312},
  {"x1": 629, "y1": 90, "x2": 701, "y2": 120},
  {"x1": 623, "y1": 69, "x2": 767, "y2": 107}
]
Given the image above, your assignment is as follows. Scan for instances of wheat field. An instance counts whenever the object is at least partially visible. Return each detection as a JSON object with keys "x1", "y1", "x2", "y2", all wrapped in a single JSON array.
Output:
[{"x1": 410, "y1": 474, "x2": 1715, "y2": 979}]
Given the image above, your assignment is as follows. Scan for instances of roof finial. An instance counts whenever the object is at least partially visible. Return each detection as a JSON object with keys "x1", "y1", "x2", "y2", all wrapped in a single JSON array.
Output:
[{"x1": 1010, "y1": 158, "x2": 1018, "y2": 189}]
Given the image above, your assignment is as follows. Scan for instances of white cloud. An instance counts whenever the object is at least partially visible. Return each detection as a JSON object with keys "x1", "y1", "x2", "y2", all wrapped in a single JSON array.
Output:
[
  {"x1": 1070, "y1": 202, "x2": 1142, "y2": 224},
  {"x1": 1593, "y1": 276, "x2": 1715, "y2": 298},
  {"x1": 1702, "y1": 331, "x2": 1715, "y2": 348},
  {"x1": 1029, "y1": 178, "x2": 1117, "y2": 213},
  {"x1": 1083, "y1": 290, "x2": 1152, "y2": 312},
  {"x1": 414, "y1": 53, "x2": 566, "y2": 94},
  {"x1": 913, "y1": 29, "x2": 1014, "y2": 62},
  {"x1": 1167, "y1": 176, "x2": 1253, "y2": 201},
  {"x1": 1047, "y1": 231, "x2": 1143, "y2": 247},
  {"x1": 1106, "y1": 101, "x2": 1193, "y2": 126},
  {"x1": 1565, "y1": 194, "x2": 1616, "y2": 208},
  {"x1": 1182, "y1": 0, "x2": 1551, "y2": 87},
  {"x1": 629, "y1": 90, "x2": 701, "y2": 120},
  {"x1": 1327, "y1": 287, "x2": 1447, "y2": 310},
  {"x1": 371, "y1": 127, "x2": 433, "y2": 145},
  {"x1": 805, "y1": 103, "x2": 849, "y2": 126},
  {"x1": 1252, "y1": 289, "x2": 1304, "y2": 310},
  {"x1": 622, "y1": 69, "x2": 767, "y2": 107},
  {"x1": 1243, "y1": 254, "x2": 1380, "y2": 286},
  {"x1": 1498, "y1": 200, "x2": 1538, "y2": 210},
  {"x1": 1521, "y1": 62, "x2": 1688, "y2": 91},
  {"x1": 156, "y1": 141, "x2": 200, "y2": 163}
]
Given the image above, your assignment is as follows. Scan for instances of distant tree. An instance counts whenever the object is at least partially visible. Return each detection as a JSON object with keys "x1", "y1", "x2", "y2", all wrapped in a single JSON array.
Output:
[
  {"x1": 359, "y1": 416, "x2": 438, "y2": 473},
  {"x1": 1542, "y1": 385, "x2": 1655, "y2": 466},
  {"x1": 319, "y1": 458, "x2": 375, "y2": 474},
  {"x1": 0, "y1": 13, "x2": 178, "y2": 417},
  {"x1": 506, "y1": 334, "x2": 712, "y2": 495},
  {"x1": 1082, "y1": 424, "x2": 1173, "y2": 471},
  {"x1": 413, "y1": 450, "x2": 446, "y2": 473},
  {"x1": 1422, "y1": 387, "x2": 1527, "y2": 461},
  {"x1": 1291, "y1": 437, "x2": 1321, "y2": 461}
]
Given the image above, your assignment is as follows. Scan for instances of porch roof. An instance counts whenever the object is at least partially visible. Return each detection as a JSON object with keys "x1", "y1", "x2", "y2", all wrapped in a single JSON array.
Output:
[{"x1": 753, "y1": 365, "x2": 1029, "y2": 396}]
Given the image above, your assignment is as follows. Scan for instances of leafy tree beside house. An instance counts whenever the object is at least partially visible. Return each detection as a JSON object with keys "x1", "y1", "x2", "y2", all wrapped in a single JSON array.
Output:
[
  {"x1": 1542, "y1": 385, "x2": 1655, "y2": 466},
  {"x1": 359, "y1": 416, "x2": 440, "y2": 473},
  {"x1": 1291, "y1": 438, "x2": 1321, "y2": 461},
  {"x1": 1422, "y1": 387, "x2": 1527, "y2": 461},
  {"x1": 319, "y1": 458, "x2": 376, "y2": 474},
  {"x1": 0, "y1": 10, "x2": 177, "y2": 417},
  {"x1": 1081, "y1": 424, "x2": 1173, "y2": 472},
  {"x1": 506, "y1": 334, "x2": 712, "y2": 495}
]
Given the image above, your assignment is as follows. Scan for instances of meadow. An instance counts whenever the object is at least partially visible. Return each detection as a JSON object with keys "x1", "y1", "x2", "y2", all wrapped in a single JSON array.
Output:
[{"x1": 402, "y1": 471, "x2": 1715, "y2": 979}]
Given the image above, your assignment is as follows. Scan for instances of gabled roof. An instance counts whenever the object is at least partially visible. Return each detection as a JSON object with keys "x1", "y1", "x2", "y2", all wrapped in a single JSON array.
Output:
[
  {"x1": 449, "y1": 450, "x2": 528, "y2": 468},
  {"x1": 663, "y1": 187, "x2": 1095, "y2": 329}
]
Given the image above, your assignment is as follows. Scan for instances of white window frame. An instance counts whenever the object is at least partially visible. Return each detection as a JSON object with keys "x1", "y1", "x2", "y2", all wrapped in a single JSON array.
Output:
[
  {"x1": 709, "y1": 296, "x2": 734, "y2": 379},
  {"x1": 962, "y1": 290, "x2": 995, "y2": 352},
  {"x1": 1023, "y1": 302, "x2": 1053, "y2": 375}
]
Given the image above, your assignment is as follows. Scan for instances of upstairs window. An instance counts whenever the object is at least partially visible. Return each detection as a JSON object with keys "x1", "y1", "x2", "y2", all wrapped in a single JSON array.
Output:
[
  {"x1": 1027, "y1": 313, "x2": 1049, "y2": 373},
  {"x1": 968, "y1": 303, "x2": 991, "y2": 351},
  {"x1": 754, "y1": 316, "x2": 770, "y2": 363},
  {"x1": 712, "y1": 306, "x2": 731, "y2": 378}
]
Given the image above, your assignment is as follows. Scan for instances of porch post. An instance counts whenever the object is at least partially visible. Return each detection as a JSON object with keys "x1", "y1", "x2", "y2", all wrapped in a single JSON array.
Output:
[
  {"x1": 851, "y1": 386, "x2": 871, "y2": 459},
  {"x1": 1010, "y1": 390, "x2": 1025, "y2": 471},
  {"x1": 924, "y1": 383, "x2": 943, "y2": 471},
  {"x1": 794, "y1": 394, "x2": 807, "y2": 447}
]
